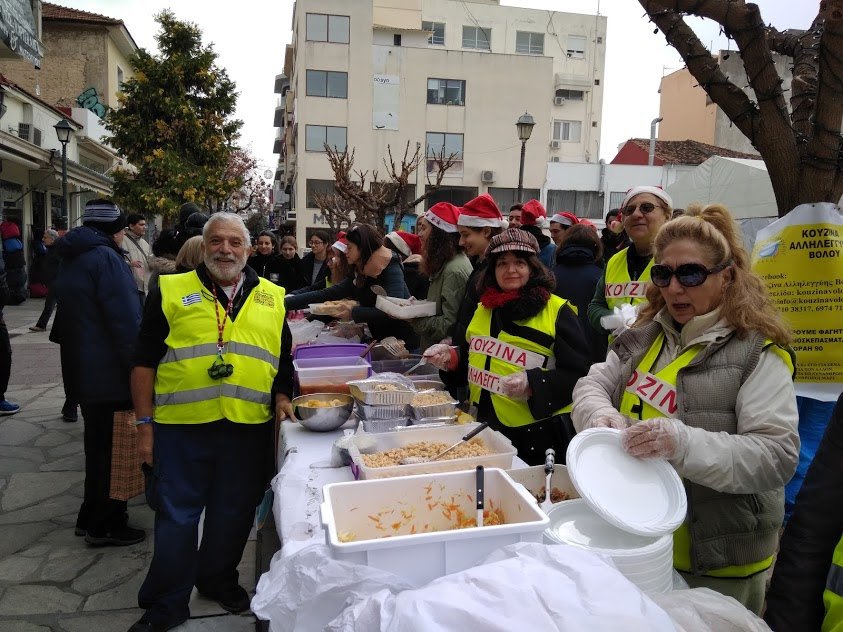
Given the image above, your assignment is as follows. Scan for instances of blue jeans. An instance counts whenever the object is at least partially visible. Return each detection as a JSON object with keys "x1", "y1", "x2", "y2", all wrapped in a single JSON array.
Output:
[{"x1": 137, "y1": 419, "x2": 273, "y2": 625}]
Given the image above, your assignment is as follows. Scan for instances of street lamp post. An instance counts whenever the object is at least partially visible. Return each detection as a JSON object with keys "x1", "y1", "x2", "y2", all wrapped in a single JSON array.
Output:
[
  {"x1": 515, "y1": 112, "x2": 535, "y2": 200},
  {"x1": 54, "y1": 118, "x2": 73, "y2": 228}
]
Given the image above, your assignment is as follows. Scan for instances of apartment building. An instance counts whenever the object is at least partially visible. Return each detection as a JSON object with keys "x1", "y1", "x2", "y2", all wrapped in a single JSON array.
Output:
[
  {"x1": 274, "y1": 0, "x2": 606, "y2": 244},
  {"x1": 658, "y1": 48, "x2": 793, "y2": 156}
]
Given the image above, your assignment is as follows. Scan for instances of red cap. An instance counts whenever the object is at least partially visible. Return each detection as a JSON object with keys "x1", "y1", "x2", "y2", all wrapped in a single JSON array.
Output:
[
  {"x1": 331, "y1": 237, "x2": 348, "y2": 253},
  {"x1": 385, "y1": 230, "x2": 421, "y2": 257},
  {"x1": 424, "y1": 202, "x2": 460, "y2": 233},
  {"x1": 520, "y1": 199, "x2": 547, "y2": 226},
  {"x1": 458, "y1": 194, "x2": 504, "y2": 228},
  {"x1": 549, "y1": 212, "x2": 579, "y2": 227}
]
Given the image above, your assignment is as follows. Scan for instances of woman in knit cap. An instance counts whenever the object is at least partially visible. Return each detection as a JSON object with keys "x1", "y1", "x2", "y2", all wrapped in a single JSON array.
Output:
[
  {"x1": 423, "y1": 228, "x2": 590, "y2": 465},
  {"x1": 408, "y1": 203, "x2": 473, "y2": 351},
  {"x1": 519, "y1": 199, "x2": 556, "y2": 268},
  {"x1": 587, "y1": 186, "x2": 673, "y2": 341},
  {"x1": 384, "y1": 230, "x2": 427, "y2": 299}
]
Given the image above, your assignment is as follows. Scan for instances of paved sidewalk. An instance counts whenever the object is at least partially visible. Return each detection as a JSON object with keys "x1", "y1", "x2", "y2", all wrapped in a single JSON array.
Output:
[{"x1": 0, "y1": 300, "x2": 258, "y2": 632}]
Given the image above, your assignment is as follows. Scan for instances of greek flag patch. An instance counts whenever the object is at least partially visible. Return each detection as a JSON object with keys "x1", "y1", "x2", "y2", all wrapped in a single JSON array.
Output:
[{"x1": 181, "y1": 292, "x2": 202, "y2": 307}]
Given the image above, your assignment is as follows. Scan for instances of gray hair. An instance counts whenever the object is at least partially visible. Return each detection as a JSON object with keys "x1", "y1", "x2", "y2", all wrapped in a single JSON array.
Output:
[
  {"x1": 202, "y1": 212, "x2": 250, "y2": 246},
  {"x1": 44, "y1": 229, "x2": 59, "y2": 240}
]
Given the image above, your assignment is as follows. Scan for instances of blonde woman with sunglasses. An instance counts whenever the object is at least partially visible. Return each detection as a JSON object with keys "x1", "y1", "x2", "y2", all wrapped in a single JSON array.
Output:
[
  {"x1": 572, "y1": 203, "x2": 798, "y2": 614},
  {"x1": 587, "y1": 186, "x2": 673, "y2": 342}
]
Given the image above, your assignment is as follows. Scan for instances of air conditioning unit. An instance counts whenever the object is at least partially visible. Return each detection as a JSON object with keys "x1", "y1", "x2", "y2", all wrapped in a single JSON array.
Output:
[
  {"x1": 550, "y1": 140, "x2": 561, "y2": 149},
  {"x1": 481, "y1": 170, "x2": 495, "y2": 183},
  {"x1": 554, "y1": 96, "x2": 567, "y2": 106},
  {"x1": 551, "y1": 156, "x2": 561, "y2": 163}
]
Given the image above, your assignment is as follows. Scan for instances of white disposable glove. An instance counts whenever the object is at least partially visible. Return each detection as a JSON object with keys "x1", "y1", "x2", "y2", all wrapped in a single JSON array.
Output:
[
  {"x1": 500, "y1": 372, "x2": 530, "y2": 400},
  {"x1": 620, "y1": 418, "x2": 687, "y2": 459},
  {"x1": 422, "y1": 343, "x2": 454, "y2": 370},
  {"x1": 600, "y1": 303, "x2": 640, "y2": 337},
  {"x1": 590, "y1": 412, "x2": 633, "y2": 430}
]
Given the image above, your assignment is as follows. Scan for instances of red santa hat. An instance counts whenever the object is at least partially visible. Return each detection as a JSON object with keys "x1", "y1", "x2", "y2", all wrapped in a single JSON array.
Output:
[
  {"x1": 458, "y1": 194, "x2": 504, "y2": 228},
  {"x1": 549, "y1": 212, "x2": 579, "y2": 227},
  {"x1": 384, "y1": 230, "x2": 421, "y2": 257},
  {"x1": 520, "y1": 199, "x2": 547, "y2": 227},
  {"x1": 331, "y1": 237, "x2": 348, "y2": 253},
  {"x1": 424, "y1": 202, "x2": 460, "y2": 233}
]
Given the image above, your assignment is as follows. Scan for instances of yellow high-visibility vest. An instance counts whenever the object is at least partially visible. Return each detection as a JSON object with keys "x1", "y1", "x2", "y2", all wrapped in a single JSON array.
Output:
[
  {"x1": 466, "y1": 294, "x2": 572, "y2": 427},
  {"x1": 620, "y1": 332, "x2": 794, "y2": 577},
  {"x1": 154, "y1": 271, "x2": 286, "y2": 424},
  {"x1": 604, "y1": 247, "x2": 653, "y2": 311},
  {"x1": 823, "y1": 535, "x2": 843, "y2": 632}
]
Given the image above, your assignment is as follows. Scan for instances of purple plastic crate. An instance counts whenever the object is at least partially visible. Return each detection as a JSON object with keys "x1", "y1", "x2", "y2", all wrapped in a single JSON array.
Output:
[{"x1": 293, "y1": 343, "x2": 371, "y2": 362}]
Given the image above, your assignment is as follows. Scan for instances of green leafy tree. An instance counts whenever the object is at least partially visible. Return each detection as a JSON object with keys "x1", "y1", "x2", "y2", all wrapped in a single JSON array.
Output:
[{"x1": 106, "y1": 11, "x2": 242, "y2": 218}]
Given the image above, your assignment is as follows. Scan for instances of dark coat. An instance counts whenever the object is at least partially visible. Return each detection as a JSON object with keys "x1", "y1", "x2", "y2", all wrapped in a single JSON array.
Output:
[
  {"x1": 277, "y1": 254, "x2": 307, "y2": 292},
  {"x1": 50, "y1": 227, "x2": 141, "y2": 404},
  {"x1": 31, "y1": 244, "x2": 61, "y2": 286},
  {"x1": 247, "y1": 253, "x2": 285, "y2": 283},
  {"x1": 552, "y1": 243, "x2": 607, "y2": 363},
  {"x1": 764, "y1": 392, "x2": 843, "y2": 631},
  {"x1": 402, "y1": 258, "x2": 428, "y2": 300},
  {"x1": 300, "y1": 251, "x2": 329, "y2": 288},
  {"x1": 286, "y1": 250, "x2": 419, "y2": 349}
]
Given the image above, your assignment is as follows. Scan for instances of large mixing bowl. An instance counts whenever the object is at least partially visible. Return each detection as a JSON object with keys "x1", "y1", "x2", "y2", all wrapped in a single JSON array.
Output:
[{"x1": 292, "y1": 393, "x2": 354, "y2": 432}]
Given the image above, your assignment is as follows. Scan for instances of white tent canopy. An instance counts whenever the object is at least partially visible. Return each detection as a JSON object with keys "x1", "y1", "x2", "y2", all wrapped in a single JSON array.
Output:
[{"x1": 666, "y1": 156, "x2": 777, "y2": 219}]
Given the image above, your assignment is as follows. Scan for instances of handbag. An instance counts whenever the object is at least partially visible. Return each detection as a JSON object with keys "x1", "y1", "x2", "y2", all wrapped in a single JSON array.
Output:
[{"x1": 109, "y1": 410, "x2": 145, "y2": 501}]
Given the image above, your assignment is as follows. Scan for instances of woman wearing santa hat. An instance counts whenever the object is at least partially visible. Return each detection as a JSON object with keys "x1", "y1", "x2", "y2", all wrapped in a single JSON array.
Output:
[
  {"x1": 408, "y1": 203, "x2": 473, "y2": 351},
  {"x1": 384, "y1": 230, "x2": 428, "y2": 300},
  {"x1": 587, "y1": 185, "x2": 673, "y2": 341},
  {"x1": 519, "y1": 199, "x2": 556, "y2": 268}
]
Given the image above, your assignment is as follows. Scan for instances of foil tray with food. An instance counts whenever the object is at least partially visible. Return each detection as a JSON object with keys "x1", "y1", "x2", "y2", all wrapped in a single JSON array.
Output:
[
  {"x1": 308, "y1": 299, "x2": 359, "y2": 316},
  {"x1": 348, "y1": 374, "x2": 416, "y2": 406},
  {"x1": 409, "y1": 390, "x2": 458, "y2": 419}
]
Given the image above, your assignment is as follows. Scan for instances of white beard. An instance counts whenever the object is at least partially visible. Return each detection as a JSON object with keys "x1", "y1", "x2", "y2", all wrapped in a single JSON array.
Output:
[{"x1": 205, "y1": 253, "x2": 247, "y2": 283}]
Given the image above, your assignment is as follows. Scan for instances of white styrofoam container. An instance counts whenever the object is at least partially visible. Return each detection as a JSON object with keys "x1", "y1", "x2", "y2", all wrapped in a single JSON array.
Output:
[
  {"x1": 375, "y1": 295, "x2": 437, "y2": 319},
  {"x1": 321, "y1": 468, "x2": 550, "y2": 586},
  {"x1": 349, "y1": 423, "x2": 517, "y2": 479}
]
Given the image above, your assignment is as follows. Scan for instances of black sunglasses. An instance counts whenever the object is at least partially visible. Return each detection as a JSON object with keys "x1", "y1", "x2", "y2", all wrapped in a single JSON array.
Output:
[
  {"x1": 650, "y1": 261, "x2": 732, "y2": 288},
  {"x1": 621, "y1": 202, "x2": 662, "y2": 217}
]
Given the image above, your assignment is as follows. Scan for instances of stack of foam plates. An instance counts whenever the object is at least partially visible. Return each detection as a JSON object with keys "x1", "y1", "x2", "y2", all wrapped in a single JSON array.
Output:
[{"x1": 543, "y1": 428, "x2": 688, "y2": 594}]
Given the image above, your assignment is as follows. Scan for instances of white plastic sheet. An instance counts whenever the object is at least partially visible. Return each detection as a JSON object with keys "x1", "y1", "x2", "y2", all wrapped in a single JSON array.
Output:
[
  {"x1": 649, "y1": 588, "x2": 771, "y2": 632},
  {"x1": 252, "y1": 543, "x2": 677, "y2": 632}
]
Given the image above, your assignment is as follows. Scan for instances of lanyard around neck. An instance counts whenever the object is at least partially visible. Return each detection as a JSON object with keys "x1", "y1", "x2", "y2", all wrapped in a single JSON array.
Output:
[{"x1": 211, "y1": 276, "x2": 240, "y2": 352}]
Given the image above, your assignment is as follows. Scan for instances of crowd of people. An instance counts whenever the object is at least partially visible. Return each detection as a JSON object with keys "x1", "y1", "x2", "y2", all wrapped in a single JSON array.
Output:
[{"x1": 9, "y1": 187, "x2": 841, "y2": 632}]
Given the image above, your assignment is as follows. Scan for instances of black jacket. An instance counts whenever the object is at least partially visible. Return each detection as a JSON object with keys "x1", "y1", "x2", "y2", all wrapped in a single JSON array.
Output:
[
  {"x1": 764, "y1": 392, "x2": 843, "y2": 631},
  {"x1": 247, "y1": 253, "x2": 285, "y2": 282},
  {"x1": 277, "y1": 255, "x2": 306, "y2": 293},
  {"x1": 50, "y1": 227, "x2": 141, "y2": 403},
  {"x1": 300, "y1": 251, "x2": 329, "y2": 288},
  {"x1": 552, "y1": 243, "x2": 607, "y2": 363}
]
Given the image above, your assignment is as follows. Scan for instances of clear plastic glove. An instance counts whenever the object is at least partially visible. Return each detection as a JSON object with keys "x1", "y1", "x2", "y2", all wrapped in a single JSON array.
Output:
[
  {"x1": 422, "y1": 343, "x2": 454, "y2": 370},
  {"x1": 620, "y1": 418, "x2": 685, "y2": 459},
  {"x1": 500, "y1": 372, "x2": 530, "y2": 400},
  {"x1": 591, "y1": 413, "x2": 632, "y2": 430},
  {"x1": 600, "y1": 303, "x2": 640, "y2": 337}
]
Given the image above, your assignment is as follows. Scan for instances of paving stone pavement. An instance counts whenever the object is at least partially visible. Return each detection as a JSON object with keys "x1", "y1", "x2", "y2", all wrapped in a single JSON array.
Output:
[{"x1": 0, "y1": 301, "x2": 259, "y2": 631}]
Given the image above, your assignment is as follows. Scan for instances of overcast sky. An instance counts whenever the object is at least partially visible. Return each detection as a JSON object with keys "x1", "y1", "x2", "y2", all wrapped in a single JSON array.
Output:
[{"x1": 64, "y1": 0, "x2": 817, "y2": 174}]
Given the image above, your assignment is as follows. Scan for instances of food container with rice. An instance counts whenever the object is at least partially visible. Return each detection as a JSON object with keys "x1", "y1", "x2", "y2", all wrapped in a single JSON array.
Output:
[
  {"x1": 321, "y1": 468, "x2": 549, "y2": 586},
  {"x1": 356, "y1": 402, "x2": 410, "y2": 420},
  {"x1": 410, "y1": 391, "x2": 458, "y2": 419},
  {"x1": 348, "y1": 423, "x2": 516, "y2": 479},
  {"x1": 348, "y1": 375, "x2": 415, "y2": 406}
]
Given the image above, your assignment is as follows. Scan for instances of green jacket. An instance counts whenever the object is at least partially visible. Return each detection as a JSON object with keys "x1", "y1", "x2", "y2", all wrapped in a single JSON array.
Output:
[{"x1": 413, "y1": 253, "x2": 473, "y2": 350}]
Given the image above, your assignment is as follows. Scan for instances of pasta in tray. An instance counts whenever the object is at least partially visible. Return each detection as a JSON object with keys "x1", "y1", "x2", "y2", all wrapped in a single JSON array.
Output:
[
  {"x1": 361, "y1": 439, "x2": 491, "y2": 468},
  {"x1": 411, "y1": 391, "x2": 454, "y2": 406}
]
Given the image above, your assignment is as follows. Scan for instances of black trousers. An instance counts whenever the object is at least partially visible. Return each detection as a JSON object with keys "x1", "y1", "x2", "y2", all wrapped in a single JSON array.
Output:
[
  {"x1": 0, "y1": 317, "x2": 11, "y2": 401},
  {"x1": 490, "y1": 414, "x2": 577, "y2": 466},
  {"x1": 35, "y1": 288, "x2": 57, "y2": 329},
  {"x1": 77, "y1": 402, "x2": 131, "y2": 535}
]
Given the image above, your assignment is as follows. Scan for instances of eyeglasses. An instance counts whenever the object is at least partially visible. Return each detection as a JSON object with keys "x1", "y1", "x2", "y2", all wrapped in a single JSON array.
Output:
[
  {"x1": 650, "y1": 261, "x2": 732, "y2": 288},
  {"x1": 309, "y1": 240, "x2": 324, "y2": 246},
  {"x1": 621, "y1": 202, "x2": 662, "y2": 217}
]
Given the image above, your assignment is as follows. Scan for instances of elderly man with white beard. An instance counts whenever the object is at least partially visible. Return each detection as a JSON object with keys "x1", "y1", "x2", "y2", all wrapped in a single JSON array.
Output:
[{"x1": 128, "y1": 212, "x2": 294, "y2": 632}]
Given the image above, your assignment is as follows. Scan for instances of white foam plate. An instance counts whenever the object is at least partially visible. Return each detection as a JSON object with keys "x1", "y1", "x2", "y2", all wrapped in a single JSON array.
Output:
[
  {"x1": 566, "y1": 428, "x2": 687, "y2": 536},
  {"x1": 545, "y1": 499, "x2": 664, "y2": 553}
]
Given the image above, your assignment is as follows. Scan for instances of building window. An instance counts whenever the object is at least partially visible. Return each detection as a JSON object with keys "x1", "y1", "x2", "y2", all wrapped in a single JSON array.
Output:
[
  {"x1": 547, "y1": 190, "x2": 603, "y2": 219},
  {"x1": 609, "y1": 191, "x2": 627, "y2": 210},
  {"x1": 306, "y1": 179, "x2": 336, "y2": 208},
  {"x1": 305, "y1": 125, "x2": 347, "y2": 152},
  {"x1": 117, "y1": 65, "x2": 124, "y2": 91},
  {"x1": 393, "y1": 33, "x2": 402, "y2": 46},
  {"x1": 427, "y1": 79, "x2": 466, "y2": 106},
  {"x1": 422, "y1": 20, "x2": 445, "y2": 45},
  {"x1": 488, "y1": 187, "x2": 541, "y2": 211},
  {"x1": 553, "y1": 120, "x2": 582, "y2": 143},
  {"x1": 306, "y1": 70, "x2": 348, "y2": 98},
  {"x1": 515, "y1": 31, "x2": 544, "y2": 55},
  {"x1": 555, "y1": 89, "x2": 584, "y2": 101},
  {"x1": 567, "y1": 34, "x2": 586, "y2": 58},
  {"x1": 462, "y1": 25, "x2": 491, "y2": 51},
  {"x1": 426, "y1": 132, "x2": 463, "y2": 174},
  {"x1": 306, "y1": 13, "x2": 350, "y2": 43}
]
